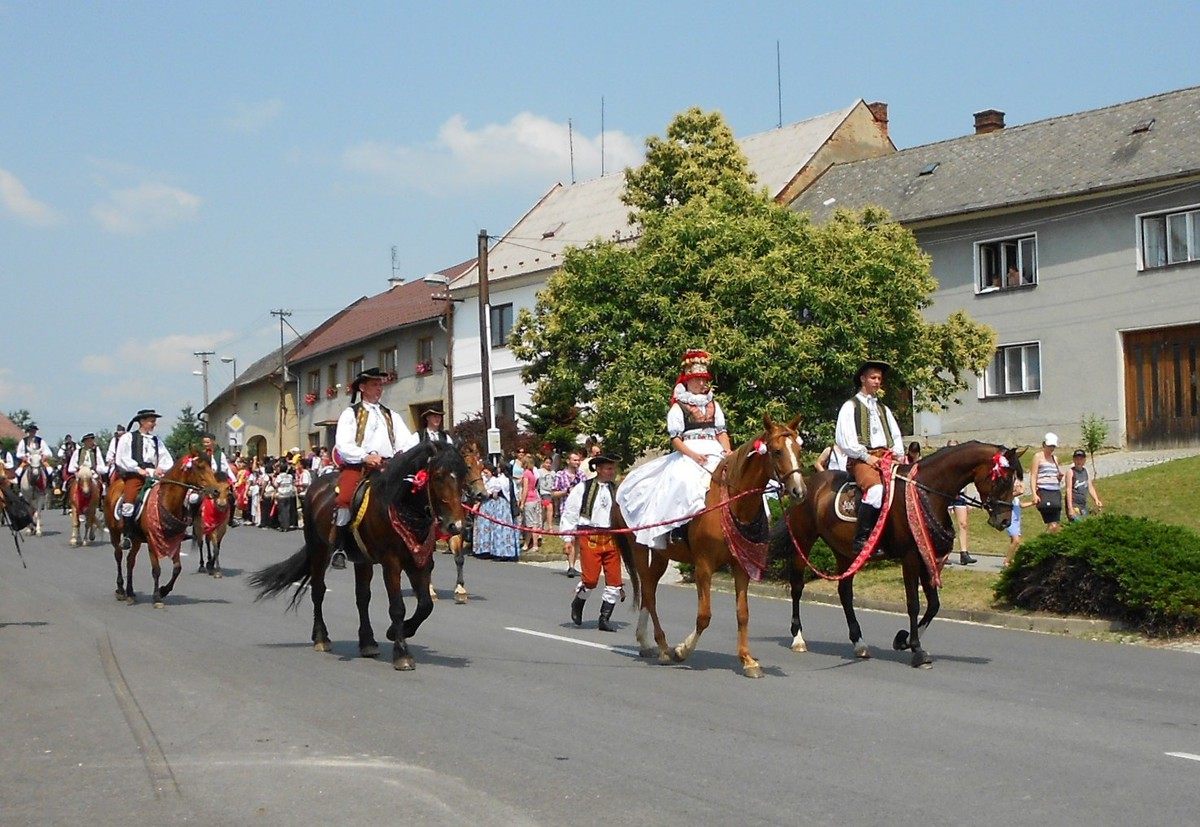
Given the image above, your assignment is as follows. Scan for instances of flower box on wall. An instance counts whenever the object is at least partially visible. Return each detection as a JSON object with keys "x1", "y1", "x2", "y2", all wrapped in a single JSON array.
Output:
[
  {"x1": 304, "y1": 392, "x2": 318, "y2": 406},
  {"x1": 415, "y1": 361, "x2": 433, "y2": 376},
  {"x1": 325, "y1": 386, "x2": 339, "y2": 399}
]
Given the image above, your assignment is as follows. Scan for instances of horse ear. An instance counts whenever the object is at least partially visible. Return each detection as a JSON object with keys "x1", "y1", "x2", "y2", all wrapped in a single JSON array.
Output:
[
  {"x1": 1014, "y1": 446, "x2": 1029, "y2": 458},
  {"x1": 787, "y1": 414, "x2": 801, "y2": 432},
  {"x1": 762, "y1": 412, "x2": 775, "y2": 430}
]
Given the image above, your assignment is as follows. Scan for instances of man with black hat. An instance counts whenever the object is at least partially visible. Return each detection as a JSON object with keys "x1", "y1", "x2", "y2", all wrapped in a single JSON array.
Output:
[
  {"x1": 67, "y1": 433, "x2": 107, "y2": 478},
  {"x1": 835, "y1": 360, "x2": 905, "y2": 558},
  {"x1": 104, "y1": 424, "x2": 127, "y2": 481},
  {"x1": 560, "y1": 452, "x2": 623, "y2": 631},
  {"x1": 15, "y1": 423, "x2": 52, "y2": 466},
  {"x1": 330, "y1": 367, "x2": 413, "y2": 569},
  {"x1": 402, "y1": 404, "x2": 453, "y2": 449},
  {"x1": 201, "y1": 431, "x2": 239, "y2": 526},
  {"x1": 113, "y1": 409, "x2": 174, "y2": 549}
]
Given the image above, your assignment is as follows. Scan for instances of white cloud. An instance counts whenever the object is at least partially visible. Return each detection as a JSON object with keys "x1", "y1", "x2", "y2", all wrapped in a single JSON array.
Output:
[
  {"x1": 223, "y1": 98, "x2": 284, "y2": 134},
  {"x1": 79, "y1": 355, "x2": 115, "y2": 374},
  {"x1": 91, "y1": 182, "x2": 201, "y2": 234},
  {"x1": 0, "y1": 168, "x2": 60, "y2": 226},
  {"x1": 341, "y1": 112, "x2": 643, "y2": 195}
]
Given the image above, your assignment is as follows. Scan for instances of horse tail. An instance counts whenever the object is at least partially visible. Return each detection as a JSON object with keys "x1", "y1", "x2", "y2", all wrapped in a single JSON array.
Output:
[
  {"x1": 767, "y1": 519, "x2": 796, "y2": 581},
  {"x1": 248, "y1": 545, "x2": 312, "y2": 610},
  {"x1": 610, "y1": 505, "x2": 641, "y2": 609}
]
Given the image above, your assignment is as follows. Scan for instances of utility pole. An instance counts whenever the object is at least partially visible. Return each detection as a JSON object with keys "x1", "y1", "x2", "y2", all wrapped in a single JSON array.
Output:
[
  {"x1": 477, "y1": 230, "x2": 492, "y2": 434},
  {"x1": 193, "y1": 350, "x2": 215, "y2": 411},
  {"x1": 271, "y1": 309, "x2": 292, "y2": 457}
]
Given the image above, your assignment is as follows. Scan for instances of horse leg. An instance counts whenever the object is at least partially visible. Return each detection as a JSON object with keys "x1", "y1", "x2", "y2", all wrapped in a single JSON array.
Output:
[
  {"x1": 379, "y1": 558, "x2": 418, "y2": 671},
  {"x1": 113, "y1": 546, "x2": 127, "y2": 600},
  {"x1": 155, "y1": 557, "x2": 183, "y2": 607},
  {"x1": 355, "y1": 563, "x2": 379, "y2": 657},
  {"x1": 310, "y1": 573, "x2": 331, "y2": 653},
  {"x1": 838, "y1": 573, "x2": 871, "y2": 659},
  {"x1": 894, "y1": 560, "x2": 933, "y2": 668},
  {"x1": 210, "y1": 536, "x2": 223, "y2": 579},
  {"x1": 123, "y1": 543, "x2": 140, "y2": 604},
  {"x1": 673, "y1": 557, "x2": 714, "y2": 664},
  {"x1": 788, "y1": 547, "x2": 810, "y2": 653},
  {"x1": 69, "y1": 509, "x2": 80, "y2": 546},
  {"x1": 401, "y1": 563, "x2": 435, "y2": 641},
  {"x1": 451, "y1": 535, "x2": 467, "y2": 604},
  {"x1": 732, "y1": 566, "x2": 763, "y2": 678},
  {"x1": 639, "y1": 551, "x2": 673, "y2": 662}
]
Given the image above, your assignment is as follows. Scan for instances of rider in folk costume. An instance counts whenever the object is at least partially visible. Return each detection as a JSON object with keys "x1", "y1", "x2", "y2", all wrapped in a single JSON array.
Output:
[
  {"x1": 201, "y1": 431, "x2": 239, "y2": 526},
  {"x1": 113, "y1": 409, "x2": 174, "y2": 549},
  {"x1": 104, "y1": 424, "x2": 127, "y2": 479},
  {"x1": 67, "y1": 433, "x2": 108, "y2": 478},
  {"x1": 835, "y1": 359, "x2": 906, "y2": 558},
  {"x1": 330, "y1": 366, "x2": 413, "y2": 570},
  {"x1": 615, "y1": 349, "x2": 733, "y2": 550},
  {"x1": 561, "y1": 452, "x2": 623, "y2": 631},
  {"x1": 402, "y1": 405, "x2": 453, "y2": 450},
  {"x1": 15, "y1": 423, "x2": 53, "y2": 489},
  {"x1": 57, "y1": 434, "x2": 77, "y2": 464}
]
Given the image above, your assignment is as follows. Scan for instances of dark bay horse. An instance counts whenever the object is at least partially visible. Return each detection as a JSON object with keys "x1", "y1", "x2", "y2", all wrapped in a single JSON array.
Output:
[
  {"x1": 773, "y1": 441, "x2": 1022, "y2": 668},
  {"x1": 617, "y1": 414, "x2": 807, "y2": 678},
  {"x1": 192, "y1": 495, "x2": 230, "y2": 577},
  {"x1": 249, "y1": 440, "x2": 469, "y2": 671},
  {"x1": 429, "y1": 441, "x2": 486, "y2": 604},
  {"x1": 102, "y1": 453, "x2": 227, "y2": 607}
]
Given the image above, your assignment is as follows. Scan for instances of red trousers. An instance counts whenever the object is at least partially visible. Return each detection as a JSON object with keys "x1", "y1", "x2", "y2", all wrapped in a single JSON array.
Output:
[{"x1": 579, "y1": 532, "x2": 622, "y2": 591}]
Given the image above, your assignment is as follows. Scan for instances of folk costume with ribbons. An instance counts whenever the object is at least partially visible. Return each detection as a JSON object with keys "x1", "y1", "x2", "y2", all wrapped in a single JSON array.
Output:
[
  {"x1": 15, "y1": 425, "x2": 53, "y2": 489},
  {"x1": 67, "y1": 435, "x2": 107, "y2": 477},
  {"x1": 615, "y1": 350, "x2": 731, "y2": 549},
  {"x1": 834, "y1": 360, "x2": 905, "y2": 557},
  {"x1": 330, "y1": 367, "x2": 413, "y2": 568},
  {"x1": 561, "y1": 453, "x2": 623, "y2": 631}
]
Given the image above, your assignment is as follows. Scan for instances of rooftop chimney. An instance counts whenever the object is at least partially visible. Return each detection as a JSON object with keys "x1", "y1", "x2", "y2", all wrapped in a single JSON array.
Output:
[
  {"x1": 867, "y1": 101, "x2": 889, "y2": 138},
  {"x1": 973, "y1": 109, "x2": 1005, "y2": 135}
]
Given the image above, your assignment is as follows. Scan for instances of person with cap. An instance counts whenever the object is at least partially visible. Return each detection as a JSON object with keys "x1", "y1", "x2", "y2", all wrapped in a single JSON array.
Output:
[
  {"x1": 401, "y1": 404, "x2": 453, "y2": 450},
  {"x1": 57, "y1": 434, "x2": 77, "y2": 464},
  {"x1": 104, "y1": 424, "x2": 127, "y2": 481},
  {"x1": 200, "y1": 431, "x2": 239, "y2": 526},
  {"x1": 834, "y1": 359, "x2": 906, "y2": 558},
  {"x1": 14, "y1": 423, "x2": 53, "y2": 491},
  {"x1": 1031, "y1": 432, "x2": 1065, "y2": 533},
  {"x1": 67, "y1": 433, "x2": 107, "y2": 478},
  {"x1": 56, "y1": 433, "x2": 79, "y2": 513},
  {"x1": 113, "y1": 409, "x2": 174, "y2": 549},
  {"x1": 615, "y1": 349, "x2": 732, "y2": 551},
  {"x1": 1065, "y1": 448, "x2": 1102, "y2": 522},
  {"x1": 562, "y1": 451, "x2": 623, "y2": 631},
  {"x1": 330, "y1": 366, "x2": 413, "y2": 569}
]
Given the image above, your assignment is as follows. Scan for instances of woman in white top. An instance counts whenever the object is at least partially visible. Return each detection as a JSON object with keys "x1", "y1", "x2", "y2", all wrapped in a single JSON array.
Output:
[
  {"x1": 616, "y1": 350, "x2": 732, "y2": 549},
  {"x1": 1031, "y1": 432, "x2": 1065, "y2": 533}
]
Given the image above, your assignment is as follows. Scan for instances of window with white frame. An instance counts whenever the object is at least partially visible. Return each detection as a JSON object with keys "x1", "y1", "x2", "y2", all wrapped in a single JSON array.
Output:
[
  {"x1": 976, "y1": 235, "x2": 1037, "y2": 293},
  {"x1": 981, "y1": 342, "x2": 1041, "y2": 398},
  {"x1": 379, "y1": 347, "x2": 397, "y2": 376},
  {"x1": 1140, "y1": 206, "x2": 1200, "y2": 269},
  {"x1": 490, "y1": 303, "x2": 514, "y2": 348}
]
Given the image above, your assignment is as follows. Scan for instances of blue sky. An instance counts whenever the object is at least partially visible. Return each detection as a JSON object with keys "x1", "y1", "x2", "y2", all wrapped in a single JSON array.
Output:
[{"x1": 2, "y1": 0, "x2": 1195, "y2": 444}]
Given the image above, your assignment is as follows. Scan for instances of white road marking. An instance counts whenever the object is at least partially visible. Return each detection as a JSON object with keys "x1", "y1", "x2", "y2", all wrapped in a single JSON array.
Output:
[
  {"x1": 1165, "y1": 752, "x2": 1200, "y2": 762},
  {"x1": 506, "y1": 627, "x2": 640, "y2": 657}
]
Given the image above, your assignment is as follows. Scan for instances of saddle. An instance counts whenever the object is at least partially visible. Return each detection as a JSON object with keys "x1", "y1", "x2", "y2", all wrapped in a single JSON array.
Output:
[
  {"x1": 338, "y1": 473, "x2": 377, "y2": 565},
  {"x1": 830, "y1": 472, "x2": 861, "y2": 523}
]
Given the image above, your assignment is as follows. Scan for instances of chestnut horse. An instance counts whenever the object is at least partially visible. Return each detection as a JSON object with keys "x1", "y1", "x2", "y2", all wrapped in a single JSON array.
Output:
[
  {"x1": 192, "y1": 496, "x2": 230, "y2": 577},
  {"x1": 616, "y1": 414, "x2": 807, "y2": 678},
  {"x1": 67, "y1": 466, "x2": 104, "y2": 547},
  {"x1": 249, "y1": 440, "x2": 469, "y2": 672},
  {"x1": 103, "y1": 453, "x2": 227, "y2": 607},
  {"x1": 429, "y1": 441, "x2": 487, "y2": 604},
  {"x1": 773, "y1": 441, "x2": 1022, "y2": 668}
]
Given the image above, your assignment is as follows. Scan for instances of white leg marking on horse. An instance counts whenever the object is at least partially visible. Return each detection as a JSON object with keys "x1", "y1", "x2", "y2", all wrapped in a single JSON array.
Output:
[{"x1": 506, "y1": 627, "x2": 640, "y2": 657}]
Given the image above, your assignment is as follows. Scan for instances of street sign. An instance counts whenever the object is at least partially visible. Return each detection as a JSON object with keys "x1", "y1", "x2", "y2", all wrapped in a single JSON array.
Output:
[{"x1": 226, "y1": 414, "x2": 245, "y2": 432}]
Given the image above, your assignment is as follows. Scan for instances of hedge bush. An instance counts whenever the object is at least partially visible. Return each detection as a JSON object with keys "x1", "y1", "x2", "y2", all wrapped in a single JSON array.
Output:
[{"x1": 994, "y1": 513, "x2": 1200, "y2": 636}]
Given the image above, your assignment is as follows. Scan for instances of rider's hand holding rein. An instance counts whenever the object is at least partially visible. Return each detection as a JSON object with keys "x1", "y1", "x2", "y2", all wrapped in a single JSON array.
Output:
[{"x1": 364, "y1": 451, "x2": 384, "y2": 470}]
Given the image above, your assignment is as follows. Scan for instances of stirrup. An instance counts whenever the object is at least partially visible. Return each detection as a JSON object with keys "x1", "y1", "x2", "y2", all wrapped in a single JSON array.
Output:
[{"x1": 330, "y1": 550, "x2": 347, "y2": 570}]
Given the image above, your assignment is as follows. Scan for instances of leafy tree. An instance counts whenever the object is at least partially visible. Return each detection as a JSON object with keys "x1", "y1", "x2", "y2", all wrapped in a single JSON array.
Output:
[
  {"x1": 6, "y1": 409, "x2": 33, "y2": 432},
  {"x1": 164, "y1": 405, "x2": 204, "y2": 458},
  {"x1": 510, "y1": 108, "x2": 996, "y2": 462}
]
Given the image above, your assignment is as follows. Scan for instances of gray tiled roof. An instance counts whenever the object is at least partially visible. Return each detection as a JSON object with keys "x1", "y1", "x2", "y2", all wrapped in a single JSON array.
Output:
[{"x1": 790, "y1": 86, "x2": 1200, "y2": 225}]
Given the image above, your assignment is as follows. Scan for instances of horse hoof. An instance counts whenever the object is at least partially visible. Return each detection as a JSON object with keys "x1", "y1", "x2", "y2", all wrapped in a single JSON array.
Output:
[
  {"x1": 743, "y1": 664, "x2": 764, "y2": 679},
  {"x1": 125, "y1": 595, "x2": 136, "y2": 605},
  {"x1": 394, "y1": 657, "x2": 416, "y2": 671},
  {"x1": 854, "y1": 642, "x2": 871, "y2": 659},
  {"x1": 656, "y1": 651, "x2": 673, "y2": 664},
  {"x1": 911, "y1": 650, "x2": 933, "y2": 669},
  {"x1": 360, "y1": 643, "x2": 380, "y2": 658},
  {"x1": 212, "y1": 571, "x2": 223, "y2": 579},
  {"x1": 893, "y1": 631, "x2": 911, "y2": 651},
  {"x1": 670, "y1": 648, "x2": 688, "y2": 663},
  {"x1": 313, "y1": 641, "x2": 331, "y2": 653},
  {"x1": 69, "y1": 539, "x2": 78, "y2": 547},
  {"x1": 790, "y1": 635, "x2": 808, "y2": 653},
  {"x1": 153, "y1": 601, "x2": 165, "y2": 609}
]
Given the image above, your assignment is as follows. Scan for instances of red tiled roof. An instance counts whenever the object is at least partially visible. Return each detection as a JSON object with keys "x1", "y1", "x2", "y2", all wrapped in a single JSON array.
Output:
[
  {"x1": 0, "y1": 411, "x2": 22, "y2": 442},
  {"x1": 288, "y1": 270, "x2": 463, "y2": 364}
]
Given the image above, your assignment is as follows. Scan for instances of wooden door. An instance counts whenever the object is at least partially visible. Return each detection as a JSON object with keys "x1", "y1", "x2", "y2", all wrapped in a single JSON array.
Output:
[{"x1": 1124, "y1": 325, "x2": 1200, "y2": 448}]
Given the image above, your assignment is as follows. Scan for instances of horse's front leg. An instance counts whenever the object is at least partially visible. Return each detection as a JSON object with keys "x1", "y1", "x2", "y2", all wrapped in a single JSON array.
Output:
[
  {"x1": 788, "y1": 550, "x2": 809, "y2": 653},
  {"x1": 451, "y1": 535, "x2": 467, "y2": 604},
  {"x1": 355, "y1": 563, "x2": 379, "y2": 657},
  {"x1": 673, "y1": 557, "x2": 714, "y2": 665},
  {"x1": 152, "y1": 552, "x2": 183, "y2": 608},
  {"x1": 401, "y1": 562, "x2": 435, "y2": 641},
  {"x1": 69, "y1": 511, "x2": 80, "y2": 546},
  {"x1": 379, "y1": 558, "x2": 415, "y2": 671},
  {"x1": 894, "y1": 560, "x2": 934, "y2": 668},
  {"x1": 732, "y1": 565, "x2": 763, "y2": 678},
  {"x1": 210, "y1": 537, "x2": 223, "y2": 579},
  {"x1": 122, "y1": 542, "x2": 141, "y2": 604},
  {"x1": 838, "y1": 572, "x2": 870, "y2": 659},
  {"x1": 113, "y1": 545, "x2": 128, "y2": 601}
]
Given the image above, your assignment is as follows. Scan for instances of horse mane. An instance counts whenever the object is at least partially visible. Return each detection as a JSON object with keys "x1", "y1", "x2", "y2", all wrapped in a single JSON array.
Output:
[
  {"x1": 378, "y1": 441, "x2": 468, "y2": 517},
  {"x1": 918, "y1": 440, "x2": 1024, "y2": 480}
]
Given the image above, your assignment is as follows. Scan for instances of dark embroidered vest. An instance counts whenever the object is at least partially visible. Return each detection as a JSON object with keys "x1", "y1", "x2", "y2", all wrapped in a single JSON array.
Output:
[
  {"x1": 853, "y1": 398, "x2": 899, "y2": 450},
  {"x1": 131, "y1": 432, "x2": 160, "y2": 469},
  {"x1": 579, "y1": 478, "x2": 614, "y2": 521},
  {"x1": 352, "y1": 402, "x2": 395, "y2": 447},
  {"x1": 680, "y1": 401, "x2": 716, "y2": 432}
]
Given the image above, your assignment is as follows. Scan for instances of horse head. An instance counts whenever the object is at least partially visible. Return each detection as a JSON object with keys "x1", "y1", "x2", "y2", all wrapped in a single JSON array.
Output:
[
  {"x1": 171, "y1": 451, "x2": 227, "y2": 502},
  {"x1": 965, "y1": 443, "x2": 1025, "y2": 531},
  {"x1": 757, "y1": 413, "x2": 807, "y2": 501},
  {"x1": 383, "y1": 441, "x2": 469, "y2": 536},
  {"x1": 459, "y1": 442, "x2": 488, "y2": 503}
]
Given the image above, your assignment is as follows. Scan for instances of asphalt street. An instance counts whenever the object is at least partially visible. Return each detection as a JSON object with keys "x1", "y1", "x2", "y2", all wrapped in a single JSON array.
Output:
[{"x1": 2, "y1": 508, "x2": 1198, "y2": 826}]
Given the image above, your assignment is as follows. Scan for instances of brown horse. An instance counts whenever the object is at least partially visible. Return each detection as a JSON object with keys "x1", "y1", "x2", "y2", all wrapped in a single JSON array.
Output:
[
  {"x1": 617, "y1": 414, "x2": 807, "y2": 678},
  {"x1": 773, "y1": 440, "x2": 1022, "y2": 668},
  {"x1": 430, "y1": 441, "x2": 487, "y2": 604},
  {"x1": 102, "y1": 453, "x2": 227, "y2": 607},
  {"x1": 249, "y1": 440, "x2": 469, "y2": 672},
  {"x1": 192, "y1": 495, "x2": 230, "y2": 577},
  {"x1": 67, "y1": 466, "x2": 104, "y2": 547}
]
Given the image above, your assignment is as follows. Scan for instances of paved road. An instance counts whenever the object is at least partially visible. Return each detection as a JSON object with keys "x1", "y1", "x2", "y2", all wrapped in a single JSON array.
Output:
[{"x1": 3, "y1": 509, "x2": 1199, "y2": 826}]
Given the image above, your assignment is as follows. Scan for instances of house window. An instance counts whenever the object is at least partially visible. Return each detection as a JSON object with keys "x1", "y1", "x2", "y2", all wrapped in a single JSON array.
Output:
[
  {"x1": 976, "y1": 235, "x2": 1037, "y2": 293},
  {"x1": 494, "y1": 395, "x2": 516, "y2": 425},
  {"x1": 327, "y1": 364, "x2": 338, "y2": 392},
  {"x1": 490, "y1": 303, "x2": 513, "y2": 348},
  {"x1": 307, "y1": 370, "x2": 320, "y2": 396},
  {"x1": 347, "y1": 356, "x2": 363, "y2": 383},
  {"x1": 379, "y1": 347, "x2": 397, "y2": 376},
  {"x1": 416, "y1": 337, "x2": 433, "y2": 374},
  {"x1": 981, "y1": 342, "x2": 1041, "y2": 398},
  {"x1": 1140, "y1": 206, "x2": 1200, "y2": 269}
]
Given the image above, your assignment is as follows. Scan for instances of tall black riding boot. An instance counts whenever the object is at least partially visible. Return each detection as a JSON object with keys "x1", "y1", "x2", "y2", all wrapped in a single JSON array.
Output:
[
  {"x1": 597, "y1": 600, "x2": 617, "y2": 632},
  {"x1": 570, "y1": 594, "x2": 586, "y2": 627},
  {"x1": 853, "y1": 503, "x2": 883, "y2": 558}
]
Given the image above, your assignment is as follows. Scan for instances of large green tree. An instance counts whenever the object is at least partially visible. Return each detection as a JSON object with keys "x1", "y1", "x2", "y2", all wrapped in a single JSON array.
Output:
[
  {"x1": 509, "y1": 108, "x2": 995, "y2": 462},
  {"x1": 164, "y1": 405, "x2": 204, "y2": 458}
]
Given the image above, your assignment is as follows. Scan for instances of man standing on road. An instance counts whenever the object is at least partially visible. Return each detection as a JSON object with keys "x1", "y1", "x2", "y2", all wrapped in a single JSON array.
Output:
[
  {"x1": 552, "y1": 449, "x2": 587, "y2": 577},
  {"x1": 561, "y1": 452, "x2": 623, "y2": 631}
]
